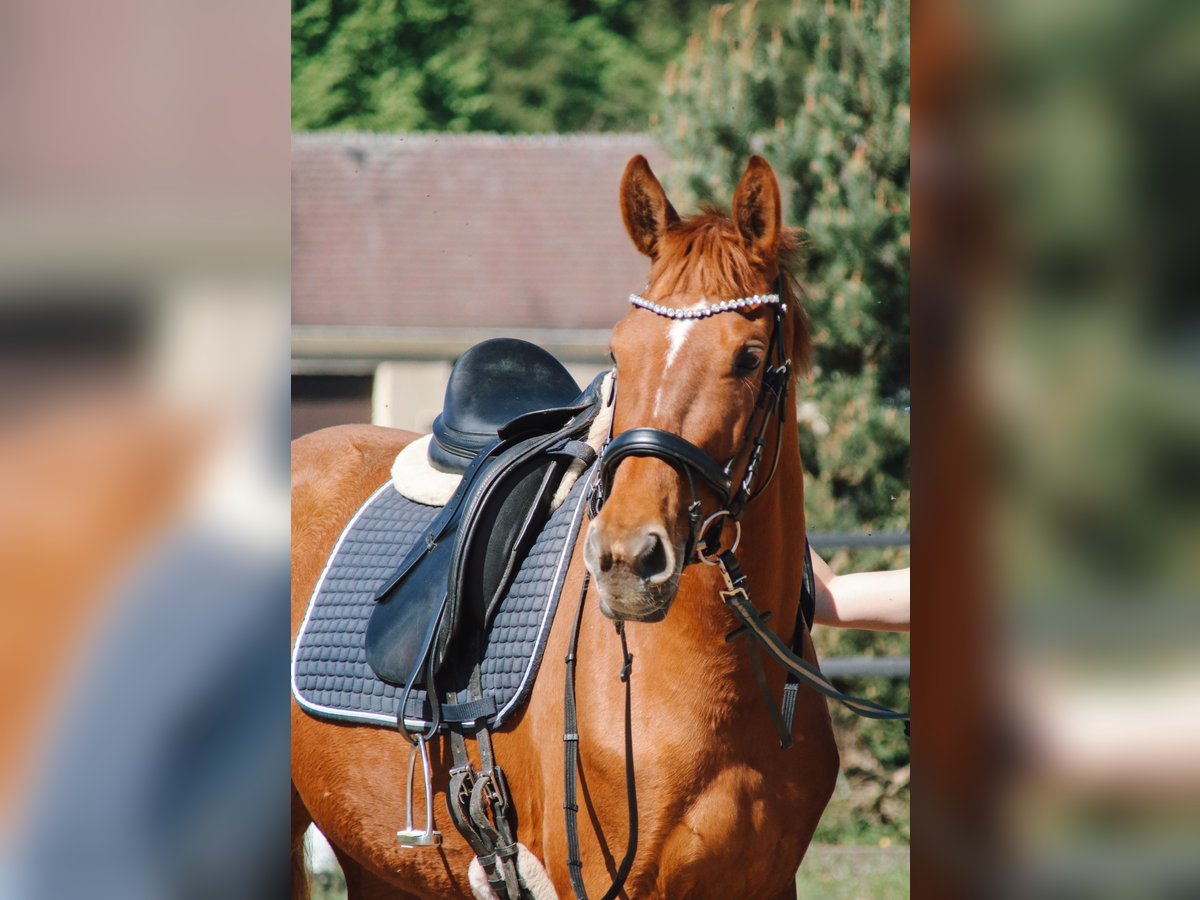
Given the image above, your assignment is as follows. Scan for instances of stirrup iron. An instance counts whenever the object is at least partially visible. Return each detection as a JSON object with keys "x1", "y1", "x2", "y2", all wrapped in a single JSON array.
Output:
[{"x1": 397, "y1": 734, "x2": 442, "y2": 848}]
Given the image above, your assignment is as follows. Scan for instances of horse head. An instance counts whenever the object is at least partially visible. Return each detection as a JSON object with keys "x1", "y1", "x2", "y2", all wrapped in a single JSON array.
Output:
[{"x1": 585, "y1": 154, "x2": 810, "y2": 621}]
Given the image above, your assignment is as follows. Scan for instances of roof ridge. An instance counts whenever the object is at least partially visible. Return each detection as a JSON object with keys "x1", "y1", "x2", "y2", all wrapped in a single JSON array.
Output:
[{"x1": 292, "y1": 131, "x2": 656, "y2": 147}]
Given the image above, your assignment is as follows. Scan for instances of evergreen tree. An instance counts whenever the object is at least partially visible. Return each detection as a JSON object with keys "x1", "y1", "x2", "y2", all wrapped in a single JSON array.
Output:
[{"x1": 655, "y1": 0, "x2": 910, "y2": 570}]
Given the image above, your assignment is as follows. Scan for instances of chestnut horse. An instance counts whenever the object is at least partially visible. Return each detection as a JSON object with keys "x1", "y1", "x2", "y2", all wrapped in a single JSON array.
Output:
[{"x1": 291, "y1": 156, "x2": 838, "y2": 899}]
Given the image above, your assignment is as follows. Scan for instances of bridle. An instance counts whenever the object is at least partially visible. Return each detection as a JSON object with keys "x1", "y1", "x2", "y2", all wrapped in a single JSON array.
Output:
[
  {"x1": 562, "y1": 277, "x2": 791, "y2": 900},
  {"x1": 589, "y1": 274, "x2": 794, "y2": 561},
  {"x1": 563, "y1": 273, "x2": 906, "y2": 900}
]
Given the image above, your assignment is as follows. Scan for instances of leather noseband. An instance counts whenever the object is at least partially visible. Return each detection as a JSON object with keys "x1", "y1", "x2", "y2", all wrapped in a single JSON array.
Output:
[{"x1": 597, "y1": 427, "x2": 732, "y2": 501}]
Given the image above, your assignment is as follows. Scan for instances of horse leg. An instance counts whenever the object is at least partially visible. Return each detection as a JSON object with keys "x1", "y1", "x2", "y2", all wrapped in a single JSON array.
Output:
[
  {"x1": 291, "y1": 784, "x2": 314, "y2": 900},
  {"x1": 334, "y1": 847, "x2": 424, "y2": 900}
]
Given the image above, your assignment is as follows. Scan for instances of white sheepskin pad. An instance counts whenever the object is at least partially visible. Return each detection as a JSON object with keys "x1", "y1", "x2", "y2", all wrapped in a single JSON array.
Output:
[
  {"x1": 391, "y1": 434, "x2": 462, "y2": 506},
  {"x1": 468, "y1": 844, "x2": 559, "y2": 900},
  {"x1": 390, "y1": 371, "x2": 613, "y2": 511},
  {"x1": 549, "y1": 371, "x2": 614, "y2": 510}
]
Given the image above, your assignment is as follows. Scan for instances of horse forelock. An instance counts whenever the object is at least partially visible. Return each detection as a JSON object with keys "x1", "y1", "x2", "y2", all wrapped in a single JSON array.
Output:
[{"x1": 647, "y1": 210, "x2": 811, "y2": 371}]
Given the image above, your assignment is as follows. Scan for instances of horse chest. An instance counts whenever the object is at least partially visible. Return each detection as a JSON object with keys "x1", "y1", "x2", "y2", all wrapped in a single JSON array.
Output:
[{"x1": 644, "y1": 761, "x2": 809, "y2": 897}]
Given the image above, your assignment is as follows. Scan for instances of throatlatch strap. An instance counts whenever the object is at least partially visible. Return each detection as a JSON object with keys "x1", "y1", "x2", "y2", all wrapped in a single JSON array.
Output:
[{"x1": 781, "y1": 538, "x2": 817, "y2": 737}]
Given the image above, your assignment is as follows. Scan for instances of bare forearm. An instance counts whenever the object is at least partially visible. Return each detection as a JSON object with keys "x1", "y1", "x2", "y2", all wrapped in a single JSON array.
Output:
[{"x1": 811, "y1": 552, "x2": 910, "y2": 632}]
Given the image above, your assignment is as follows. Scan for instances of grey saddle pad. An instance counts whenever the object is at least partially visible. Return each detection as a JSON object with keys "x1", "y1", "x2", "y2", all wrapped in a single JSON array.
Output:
[{"x1": 291, "y1": 468, "x2": 591, "y2": 731}]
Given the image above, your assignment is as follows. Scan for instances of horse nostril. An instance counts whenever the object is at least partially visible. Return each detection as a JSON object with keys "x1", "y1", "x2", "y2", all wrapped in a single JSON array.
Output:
[
  {"x1": 634, "y1": 532, "x2": 669, "y2": 581},
  {"x1": 586, "y1": 525, "x2": 616, "y2": 574}
]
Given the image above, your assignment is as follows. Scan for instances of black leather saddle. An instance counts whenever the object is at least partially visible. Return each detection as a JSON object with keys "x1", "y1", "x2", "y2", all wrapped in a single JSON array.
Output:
[
  {"x1": 429, "y1": 337, "x2": 584, "y2": 474},
  {"x1": 365, "y1": 339, "x2": 604, "y2": 709}
]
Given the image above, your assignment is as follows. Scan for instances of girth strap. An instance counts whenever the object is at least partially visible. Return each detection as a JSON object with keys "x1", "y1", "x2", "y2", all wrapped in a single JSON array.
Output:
[{"x1": 445, "y1": 666, "x2": 523, "y2": 900}]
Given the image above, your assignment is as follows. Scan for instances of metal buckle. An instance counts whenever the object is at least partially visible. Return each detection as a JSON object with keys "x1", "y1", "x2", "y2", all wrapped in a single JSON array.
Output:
[
  {"x1": 397, "y1": 734, "x2": 442, "y2": 848},
  {"x1": 696, "y1": 510, "x2": 740, "y2": 564},
  {"x1": 482, "y1": 768, "x2": 512, "y2": 817}
]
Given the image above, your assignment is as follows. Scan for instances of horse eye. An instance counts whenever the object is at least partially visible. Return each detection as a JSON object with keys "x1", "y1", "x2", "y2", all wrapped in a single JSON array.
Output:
[{"x1": 733, "y1": 347, "x2": 763, "y2": 374}]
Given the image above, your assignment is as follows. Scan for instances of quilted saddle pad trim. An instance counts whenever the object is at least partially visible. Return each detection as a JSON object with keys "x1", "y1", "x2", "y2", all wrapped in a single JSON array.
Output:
[
  {"x1": 290, "y1": 470, "x2": 592, "y2": 729},
  {"x1": 291, "y1": 480, "x2": 399, "y2": 727}
]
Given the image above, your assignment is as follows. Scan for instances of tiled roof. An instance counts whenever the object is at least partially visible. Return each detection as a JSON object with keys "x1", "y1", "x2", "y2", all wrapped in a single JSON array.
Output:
[{"x1": 292, "y1": 133, "x2": 668, "y2": 330}]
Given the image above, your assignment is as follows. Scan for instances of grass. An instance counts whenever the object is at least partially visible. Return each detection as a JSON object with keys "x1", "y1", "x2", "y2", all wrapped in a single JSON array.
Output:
[
  {"x1": 307, "y1": 843, "x2": 908, "y2": 899},
  {"x1": 309, "y1": 868, "x2": 347, "y2": 900},
  {"x1": 796, "y1": 844, "x2": 910, "y2": 899}
]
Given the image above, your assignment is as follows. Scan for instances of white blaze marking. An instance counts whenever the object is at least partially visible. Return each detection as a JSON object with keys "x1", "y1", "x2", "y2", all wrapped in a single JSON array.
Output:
[
  {"x1": 654, "y1": 301, "x2": 706, "y2": 417},
  {"x1": 664, "y1": 318, "x2": 696, "y2": 369}
]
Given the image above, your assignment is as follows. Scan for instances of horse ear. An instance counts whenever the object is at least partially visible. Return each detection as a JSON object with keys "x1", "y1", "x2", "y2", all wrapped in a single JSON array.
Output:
[
  {"x1": 620, "y1": 155, "x2": 679, "y2": 258},
  {"x1": 731, "y1": 156, "x2": 782, "y2": 261}
]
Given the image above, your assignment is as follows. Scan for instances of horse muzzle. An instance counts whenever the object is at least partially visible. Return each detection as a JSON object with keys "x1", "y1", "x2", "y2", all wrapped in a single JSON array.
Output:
[{"x1": 583, "y1": 519, "x2": 681, "y2": 622}]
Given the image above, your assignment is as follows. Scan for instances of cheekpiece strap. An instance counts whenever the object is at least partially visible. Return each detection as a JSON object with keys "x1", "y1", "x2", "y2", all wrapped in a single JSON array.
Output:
[{"x1": 629, "y1": 293, "x2": 784, "y2": 319}]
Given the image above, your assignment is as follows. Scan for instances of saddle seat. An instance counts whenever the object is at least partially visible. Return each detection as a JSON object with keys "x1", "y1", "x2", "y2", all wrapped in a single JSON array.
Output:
[
  {"x1": 429, "y1": 337, "x2": 585, "y2": 474},
  {"x1": 365, "y1": 339, "x2": 606, "y2": 713}
]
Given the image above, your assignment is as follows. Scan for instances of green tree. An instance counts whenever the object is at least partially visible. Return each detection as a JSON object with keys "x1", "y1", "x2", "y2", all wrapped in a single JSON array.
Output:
[
  {"x1": 292, "y1": 0, "x2": 739, "y2": 133},
  {"x1": 655, "y1": 0, "x2": 909, "y2": 567},
  {"x1": 292, "y1": 0, "x2": 476, "y2": 131}
]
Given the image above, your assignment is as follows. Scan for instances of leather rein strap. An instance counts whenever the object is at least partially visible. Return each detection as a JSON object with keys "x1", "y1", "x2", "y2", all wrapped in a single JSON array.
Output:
[
  {"x1": 710, "y1": 547, "x2": 910, "y2": 724},
  {"x1": 563, "y1": 571, "x2": 637, "y2": 900}
]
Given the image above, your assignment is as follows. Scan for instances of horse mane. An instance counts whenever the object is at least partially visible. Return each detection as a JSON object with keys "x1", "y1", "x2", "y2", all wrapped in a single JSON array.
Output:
[{"x1": 656, "y1": 209, "x2": 812, "y2": 371}]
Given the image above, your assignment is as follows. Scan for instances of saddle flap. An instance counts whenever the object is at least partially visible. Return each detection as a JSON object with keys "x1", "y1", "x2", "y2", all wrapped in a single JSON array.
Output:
[
  {"x1": 364, "y1": 537, "x2": 454, "y2": 688},
  {"x1": 448, "y1": 448, "x2": 568, "y2": 639},
  {"x1": 365, "y1": 435, "x2": 570, "y2": 688}
]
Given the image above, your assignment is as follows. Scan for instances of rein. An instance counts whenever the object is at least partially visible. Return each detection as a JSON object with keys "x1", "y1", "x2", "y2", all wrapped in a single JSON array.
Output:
[
  {"x1": 563, "y1": 570, "x2": 637, "y2": 900},
  {"x1": 706, "y1": 547, "x2": 910, "y2": 723}
]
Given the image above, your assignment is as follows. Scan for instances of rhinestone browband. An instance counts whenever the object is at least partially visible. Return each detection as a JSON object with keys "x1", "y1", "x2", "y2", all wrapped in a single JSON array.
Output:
[{"x1": 629, "y1": 293, "x2": 784, "y2": 320}]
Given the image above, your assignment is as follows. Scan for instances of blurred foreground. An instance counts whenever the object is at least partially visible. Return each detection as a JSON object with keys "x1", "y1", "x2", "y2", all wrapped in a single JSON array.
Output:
[
  {"x1": 0, "y1": 1, "x2": 289, "y2": 897},
  {"x1": 916, "y1": 0, "x2": 1200, "y2": 895}
]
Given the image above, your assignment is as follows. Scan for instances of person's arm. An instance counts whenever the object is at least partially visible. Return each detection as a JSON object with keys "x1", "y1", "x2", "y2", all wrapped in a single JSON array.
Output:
[{"x1": 811, "y1": 550, "x2": 910, "y2": 632}]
